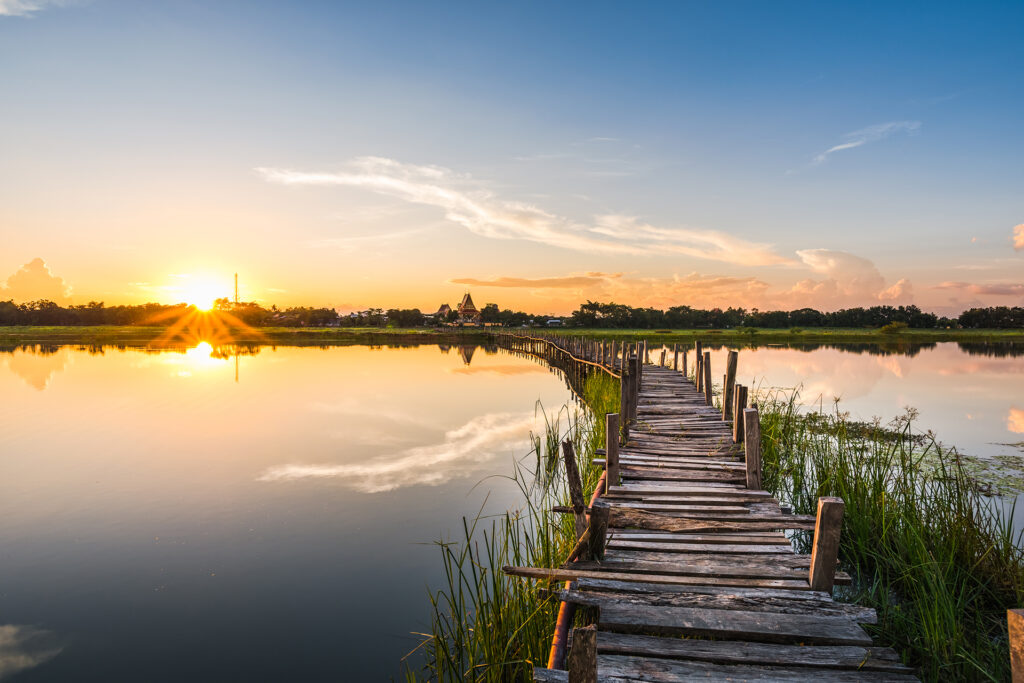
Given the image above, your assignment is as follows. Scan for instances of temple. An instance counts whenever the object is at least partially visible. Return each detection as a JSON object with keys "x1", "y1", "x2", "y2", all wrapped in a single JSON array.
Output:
[{"x1": 457, "y1": 292, "x2": 480, "y2": 323}]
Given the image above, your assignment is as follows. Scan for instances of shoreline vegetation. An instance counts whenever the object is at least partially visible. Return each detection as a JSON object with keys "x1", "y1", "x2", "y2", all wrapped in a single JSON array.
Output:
[
  {"x1": 2, "y1": 325, "x2": 1024, "y2": 348},
  {"x1": 410, "y1": 350, "x2": 1024, "y2": 682}
]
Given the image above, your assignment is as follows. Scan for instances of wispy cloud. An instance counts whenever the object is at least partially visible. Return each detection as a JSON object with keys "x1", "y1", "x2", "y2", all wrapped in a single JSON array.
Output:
[
  {"x1": 257, "y1": 411, "x2": 536, "y2": 492},
  {"x1": 1014, "y1": 224, "x2": 1024, "y2": 251},
  {"x1": 450, "y1": 274, "x2": 619, "y2": 289},
  {"x1": 812, "y1": 121, "x2": 921, "y2": 165},
  {"x1": 0, "y1": 0, "x2": 67, "y2": 17},
  {"x1": 935, "y1": 281, "x2": 1024, "y2": 296},
  {"x1": 0, "y1": 624, "x2": 62, "y2": 679},
  {"x1": 256, "y1": 157, "x2": 791, "y2": 266}
]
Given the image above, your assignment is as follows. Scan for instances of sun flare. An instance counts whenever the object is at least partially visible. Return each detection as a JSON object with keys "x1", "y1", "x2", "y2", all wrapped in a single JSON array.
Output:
[{"x1": 181, "y1": 279, "x2": 225, "y2": 311}]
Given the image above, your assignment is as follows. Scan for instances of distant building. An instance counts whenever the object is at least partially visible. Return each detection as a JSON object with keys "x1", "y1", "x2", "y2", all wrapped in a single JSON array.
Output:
[
  {"x1": 436, "y1": 303, "x2": 452, "y2": 318},
  {"x1": 457, "y1": 292, "x2": 481, "y2": 324}
]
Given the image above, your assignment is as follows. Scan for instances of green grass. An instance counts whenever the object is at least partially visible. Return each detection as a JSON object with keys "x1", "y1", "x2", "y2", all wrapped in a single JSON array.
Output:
[
  {"x1": 757, "y1": 390, "x2": 1024, "y2": 682},
  {"x1": 406, "y1": 372, "x2": 618, "y2": 681},
  {"x1": 538, "y1": 327, "x2": 1024, "y2": 345},
  {"x1": 2, "y1": 325, "x2": 1024, "y2": 348},
  {"x1": 0, "y1": 325, "x2": 491, "y2": 346}
]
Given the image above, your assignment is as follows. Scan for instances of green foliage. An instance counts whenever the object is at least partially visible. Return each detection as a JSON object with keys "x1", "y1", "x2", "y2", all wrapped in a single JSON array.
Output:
[
  {"x1": 409, "y1": 375, "x2": 620, "y2": 681},
  {"x1": 880, "y1": 321, "x2": 910, "y2": 334},
  {"x1": 757, "y1": 391, "x2": 1024, "y2": 682}
]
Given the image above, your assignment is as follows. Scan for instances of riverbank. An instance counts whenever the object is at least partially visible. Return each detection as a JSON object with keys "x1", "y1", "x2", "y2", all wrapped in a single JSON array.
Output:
[
  {"x1": 2, "y1": 325, "x2": 1023, "y2": 348},
  {"x1": 0, "y1": 325, "x2": 492, "y2": 346}
]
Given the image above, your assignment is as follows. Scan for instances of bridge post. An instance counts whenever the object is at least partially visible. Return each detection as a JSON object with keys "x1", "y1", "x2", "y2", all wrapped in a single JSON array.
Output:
[
  {"x1": 672, "y1": 343, "x2": 679, "y2": 370},
  {"x1": 733, "y1": 384, "x2": 748, "y2": 443},
  {"x1": 567, "y1": 624, "x2": 597, "y2": 683},
  {"x1": 695, "y1": 341, "x2": 703, "y2": 390},
  {"x1": 1008, "y1": 609, "x2": 1024, "y2": 682},
  {"x1": 809, "y1": 497, "x2": 845, "y2": 593},
  {"x1": 702, "y1": 351, "x2": 712, "y2": 406},
  {"x1": 561, "y1": 440, "x2": 588, "y2": 540},
  {"x1": 723, "y1": 350, "x2": 738, "y2": 420},
  {"x1": 743, "y1": 407, "x2": 761, "y2": 488},
  {"x1": 606, "y1": 413, "x2": 620, "y2": 488},
  {"x1": 619, "y1": 359, "x2": 630, "y2": 440}
]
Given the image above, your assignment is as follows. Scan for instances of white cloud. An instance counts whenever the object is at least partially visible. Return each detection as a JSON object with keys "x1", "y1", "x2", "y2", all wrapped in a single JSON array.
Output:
[
  {"x1": 257, "y1": 411, "x2": 537, "y2": 493},
  {"x1": 0, "y1": 0, "x2": 66, "y2": 17},
  {"x1": 789, "y1": 249, "x2": 913, "y2": 307},
  {"x1": 257, "y1": 157, "x2": 790, "y2": 266},
  {"x1": 812, "y1": 121, "x2": 921, "y2": 165},
  {"x1": 1, "y1": 258, "x2": 72, "y2": 304}
]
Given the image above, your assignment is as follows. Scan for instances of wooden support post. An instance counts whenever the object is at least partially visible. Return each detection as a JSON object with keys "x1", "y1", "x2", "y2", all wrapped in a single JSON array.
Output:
[
  {"x1": 682, "y1": 349, "x2": 687, "y2": 377},
  {"x1": 723, "y1": 350, "x2": 738, "y2": 420},
  {"x1": 743, "y1": 407, "x2": 761, "y2": 489},
  {"x1": 733, "y1": 384, "x2": 748, "y2": 443},
  {"x1": 605, "y1": 413, "x2": 620, "y2": 487},
  {"x1": 672, "y1": 344, "x2": 679, "y2": 370},
  {"x1": 695, "y1": 341, "x2": 703, "y2": 389},
  {"x1": 588, "y1": 500, "x2": 610, "y2": 561},
  {"x1": 619, "y1": 362, "x2": 630, "y2": 438},
  {"x1": 809, "y1": 497, "x2": 845, "y2": 593},
  {"x1": 702, "y1": 351, "x2": 712, "y2": 406},
  {"x1": 567, "y1": 625, "x2": 597, "y2": 683},
  {"x1": 561, "y1": 440, "x2": 588, "y2": 539},
  {"x1": 1009, "y1": 609, "x2": 1024, "y2": 682},
  {"x1": 611, "y1": 341, "x2": 618, "y2": 369},
  {"x1": 659, "y1": 348, "x2": 666, "y2": 367}
]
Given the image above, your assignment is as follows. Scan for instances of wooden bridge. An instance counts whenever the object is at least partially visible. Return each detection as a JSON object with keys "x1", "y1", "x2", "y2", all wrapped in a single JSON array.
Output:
[{"x1": 497, "y1": 334, "x2": 918, "y2": 682}]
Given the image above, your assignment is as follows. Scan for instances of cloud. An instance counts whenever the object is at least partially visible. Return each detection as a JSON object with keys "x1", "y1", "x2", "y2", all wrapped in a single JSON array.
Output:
[
  {"x1": 792, "y1": 249, "x2": 912, "y2": 306},
  {"x1": 257, "y1": 411, "x2": 536, "y2": 492},
  {"x1": 812, "y1": 121, "x2": 921, "y2": 165},
  {"x1": 1014, "y1": 224, "x2": 1024, "y2": 250},
  {"x1": 1, "y1": 258, "x2": 72, "y2": 304},
  {"x1": 1009, "y1": 407, "x2": 1024, "y2": 434},
  {"x1": 257, "y1": 157, "x2": 790, "y2": 266},
  {"x1": 450, "y1": 274, "x2": 615, "y2": 289},
  {"x1": 0, "y1": 0, "x2": 65, "y2": 17},
  {"x1": 0, "y1": 624, "x2": 62, "y2": 679},
  {"x1": 935, "y1": 281, "x2": 1024, "y2": 296}
]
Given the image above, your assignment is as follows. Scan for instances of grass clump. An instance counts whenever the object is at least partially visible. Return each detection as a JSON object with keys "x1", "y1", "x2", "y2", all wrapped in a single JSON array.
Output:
[
  {"x1": 757, "y1": 390, "x2": 1024, "y2": 682},
  {"x1": 407, "y1": 372, "x2": 618, "y2": 681}
]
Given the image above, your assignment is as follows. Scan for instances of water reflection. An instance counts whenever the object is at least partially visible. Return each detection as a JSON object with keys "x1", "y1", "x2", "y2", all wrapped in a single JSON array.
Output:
[{"x1": 0, "y1": 625, "x2": 63, "y2": 679}]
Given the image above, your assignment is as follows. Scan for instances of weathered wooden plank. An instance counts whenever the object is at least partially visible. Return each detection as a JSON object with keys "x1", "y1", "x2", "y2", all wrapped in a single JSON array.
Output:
[
  {"x1": 595, "y1": 632, "x2": 907, "y2": 671},
  {"x1": 607, "y1": 539, "x2": 796, "y2": 555},
  {"x1": 594, "y1": 654, "x2": 918, "y2": 681},
  {"x1": 608, "y1": 507, "x2": 816, "y2": 532},
  {"x1": 502, "y1": 566, "x2": 812, "y2": 590},
  {"x1": 557, "y1": 588, "x2": 877, "y2": 622},
  {"x1": 599, "y1": 602, "x2": 873, "y2": 645}
]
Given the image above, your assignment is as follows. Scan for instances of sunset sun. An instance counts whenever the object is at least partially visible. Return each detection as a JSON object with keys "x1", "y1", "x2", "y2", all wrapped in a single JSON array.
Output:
[{"x1": 180, "y1": 278, "x2": 226, "y2": 311}]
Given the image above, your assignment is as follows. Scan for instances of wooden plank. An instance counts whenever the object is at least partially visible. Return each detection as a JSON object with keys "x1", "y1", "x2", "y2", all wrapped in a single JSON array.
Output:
[
  {"x1": 594, "y1": 654, "x2": 919, "y2": 681},
  {"x1": 557, "y1": 588, "x2": 877, "y2": 623},
  {"x1": 595, "y1": 632, "x2": 908, "y2": 672},
  {"x1": 502, "y1": 566, "x2": 813, "y2": 590},
  {"x1": 599, "y1": 602, "x2": 873, "y2": 645},
  {"x1": 607, "y1": 539, "x2": 796, "y2": 555},
  {"x1": 609, "y1": 507, "x2": 816, "y2": 532}
]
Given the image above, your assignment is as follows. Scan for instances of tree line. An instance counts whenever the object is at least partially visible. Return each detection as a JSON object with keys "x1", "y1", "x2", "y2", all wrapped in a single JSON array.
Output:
[
  {"x1": 1, "y1": 297, "x2": 1022, "y2": 329},
  {"x1": 567, "y1": 301, "x2": 1024, "y2": 329}
]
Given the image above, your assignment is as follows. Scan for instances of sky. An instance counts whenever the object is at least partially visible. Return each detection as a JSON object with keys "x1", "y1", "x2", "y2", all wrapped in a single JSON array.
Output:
[{"x1": 1, "y1": 0, "x2": 1022, "y2": 315}]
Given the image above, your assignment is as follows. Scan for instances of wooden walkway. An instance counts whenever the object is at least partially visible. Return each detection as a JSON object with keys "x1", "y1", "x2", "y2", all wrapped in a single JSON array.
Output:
[{"x1": 501, "y1": 341, "x2": 918, "y2": 682}]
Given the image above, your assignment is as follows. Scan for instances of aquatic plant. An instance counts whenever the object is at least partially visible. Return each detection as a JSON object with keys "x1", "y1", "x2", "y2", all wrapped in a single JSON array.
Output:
[
  {"x1": 405, "y1": 371, "x2": 617, "y2": 681},
  {"x1": 757, "y1": 389, "x2": 1024, "y2": 682}
]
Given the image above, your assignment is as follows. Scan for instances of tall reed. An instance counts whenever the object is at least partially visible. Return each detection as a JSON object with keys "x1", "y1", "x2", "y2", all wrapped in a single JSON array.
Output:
[
  {"x1": 757, "y1": 389, "x2": 1024, "y2": 682},
  {"x1": 407, "y1": 372, "x2": 618, "y2": 681}
]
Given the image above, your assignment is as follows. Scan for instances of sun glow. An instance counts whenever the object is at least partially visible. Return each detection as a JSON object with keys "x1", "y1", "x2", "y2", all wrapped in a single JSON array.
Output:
[{"x1": 173, "y1": 275, "x2": 228, "y2": 311}]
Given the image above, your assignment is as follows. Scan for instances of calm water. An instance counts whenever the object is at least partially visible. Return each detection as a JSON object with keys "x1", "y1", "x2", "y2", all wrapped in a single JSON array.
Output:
[{"x1": 2, "y1": 340, "x2": 1023, "y2": 681}]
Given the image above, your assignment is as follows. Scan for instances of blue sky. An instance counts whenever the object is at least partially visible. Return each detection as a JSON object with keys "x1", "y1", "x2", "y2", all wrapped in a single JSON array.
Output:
[{"x1": 1, "y1": 0, "x2": 1022, "y2": 313}]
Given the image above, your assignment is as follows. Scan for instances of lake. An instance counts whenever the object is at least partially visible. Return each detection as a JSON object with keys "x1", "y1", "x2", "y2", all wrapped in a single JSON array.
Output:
[{"x1": 2, "y1": 339, "x2": 1022, "y2": 680}]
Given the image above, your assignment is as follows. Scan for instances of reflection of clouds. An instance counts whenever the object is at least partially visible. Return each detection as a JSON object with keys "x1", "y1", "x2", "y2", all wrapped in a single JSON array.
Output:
[
  {"x1": 0, "y1": 625, "x2": 62, "y2": 680},
  {"x1": 449, "y1": 364, "x2": 546, "y2": 376},
  {"x1": 5, "y1": 348, "x2": 70, "y2": 391},
  {"x1": 259, "y1": 412, "x2": 536, "y2": 492},
  {"x1": 309, "y1": 399, "x2": 438, "y2": 430},
  {"x1": 1009, "y1": 407, "x2": 1024, "y2": 434}
]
